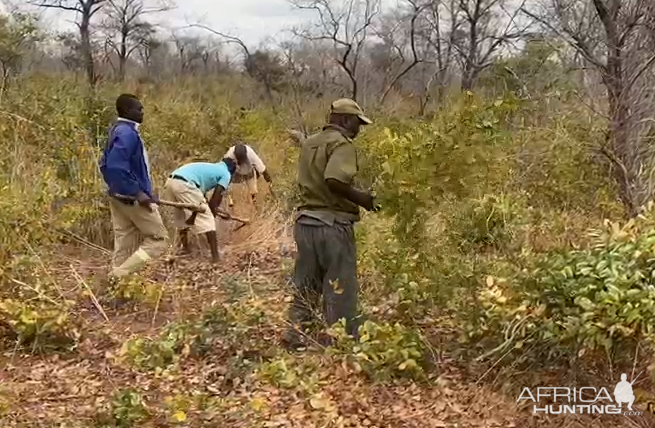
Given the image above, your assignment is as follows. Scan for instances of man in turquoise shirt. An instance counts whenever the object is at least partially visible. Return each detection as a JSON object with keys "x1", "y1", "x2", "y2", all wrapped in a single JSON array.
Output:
[{"x1": 162, "y1": 158, "x2": 236, "y2": 262}]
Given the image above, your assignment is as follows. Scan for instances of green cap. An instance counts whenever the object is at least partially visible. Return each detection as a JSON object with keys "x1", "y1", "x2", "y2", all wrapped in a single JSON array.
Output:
[{"x1": 330, "y1": 98, "x2": 372, "y2": 124}]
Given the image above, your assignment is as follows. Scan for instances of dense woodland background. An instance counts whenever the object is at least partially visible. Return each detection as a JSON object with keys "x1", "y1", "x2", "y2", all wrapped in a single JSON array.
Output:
[{"x1": 2, "y1": 0, "x2": 655, "y2": 426}]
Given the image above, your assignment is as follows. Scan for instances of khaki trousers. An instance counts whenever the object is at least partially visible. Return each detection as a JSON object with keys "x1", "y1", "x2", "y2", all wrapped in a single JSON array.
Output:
[
  {"x1": 161, "y1": 178, "x2": 215, "y2": 234},
  {"x1": 109, "y1": 198, "x2": 169, "y2": 279},
  {"x1": 227, "y1": 171, "x2": 258, "y2": 206}
]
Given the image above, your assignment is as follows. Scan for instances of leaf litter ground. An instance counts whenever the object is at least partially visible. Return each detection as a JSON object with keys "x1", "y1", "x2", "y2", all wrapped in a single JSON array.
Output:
[{"x1": 0, "y1": 194, "x2": 651, "y2": 427}]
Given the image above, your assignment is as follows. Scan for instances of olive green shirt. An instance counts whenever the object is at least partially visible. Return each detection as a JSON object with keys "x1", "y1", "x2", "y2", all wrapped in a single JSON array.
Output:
[{"x1": 295, "y1": 125, "x2": 361, "y2": 225}]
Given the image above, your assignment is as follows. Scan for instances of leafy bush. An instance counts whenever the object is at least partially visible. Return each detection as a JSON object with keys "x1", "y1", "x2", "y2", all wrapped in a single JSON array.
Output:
[
  {"x1": 475, "y1": 202, "x2": 655, "y2": 365},
  {"x1": 97, "y1": 389, "x2": 150, "y2": 427},
  {"x1": 447, "y1": 193, "x2": 527, "y2": 254},
  {"x1": 0, "y1": 298, "x2": 79, "y2": 351},
  {"x1": 119, "y1": 336, "x2": 178, "y2": 372},
  {"x1": 256, "y1": 353, "x2": 321, "y2": 392},
  {"x1": 119, "y1": 307, "x2": 229, "y2": 371},
  {"x1": 108, "y1": 276, "x2": 162, "y2": 306},
  {"x1": 328, "y1": 320, "x2": 430, "y2": 381}
]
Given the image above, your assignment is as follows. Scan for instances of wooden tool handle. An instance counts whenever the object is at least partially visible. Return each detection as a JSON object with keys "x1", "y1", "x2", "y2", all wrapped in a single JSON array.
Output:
[
  {"x1": 214, "y1": 208, "x2": 249, "y2": 224},
  {"x1": 113, "y1": 194, "x2": 206, "y2": 212}
]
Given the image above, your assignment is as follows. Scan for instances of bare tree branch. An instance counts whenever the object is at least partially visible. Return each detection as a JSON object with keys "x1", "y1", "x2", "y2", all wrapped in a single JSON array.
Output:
[
  {"x1": 190, "y1": 23, "x2": 251, "y2": 58},
  {"x1": 522, "y1": 0, "x2": 655, "y2": 217},
  {"x1": 289, "y1": 0, "x2": 380, "y2": 101},
  {"x1": 378, "y1": 0, "x2": 429, "y2": 104},
  {"x1": 29, "y1": 0, "x2": 108, "y2": 87},
  {"x1": 455, "y1": 0, "x2": 530, "y2": 90},
  {"x1": 101, "y1": 0, "x2": 171, "y2": 81}
]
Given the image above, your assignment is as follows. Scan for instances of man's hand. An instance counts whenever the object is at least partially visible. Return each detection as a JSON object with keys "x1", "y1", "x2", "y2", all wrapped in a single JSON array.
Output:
[
  {"x1": 208, "y1": 203, "x2": 220, "y2": 218},
  {"x1": 136, "y1": 191, "x2": 154, "y2": 211},
  {"x1": 363, "y1": 192, "x2": 381, "y2": 212},
  {"x1": 325, "y1": 178, "x2": 379, "y2": 212},
  {"x1": 185, "y1": 211, "x2": 199, "y2": 226},
  {"x1": 369, "y1": 189, "x2": 381, "y2": 212}
]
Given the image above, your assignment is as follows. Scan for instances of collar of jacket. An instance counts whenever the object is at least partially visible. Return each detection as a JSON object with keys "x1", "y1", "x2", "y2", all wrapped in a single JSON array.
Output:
[
  {"x1": 323, "y1": 124, "x2": 353, "y2": 142},
  {"x1": 117, "y1": 117, "x2": 140, "y2": 130}
]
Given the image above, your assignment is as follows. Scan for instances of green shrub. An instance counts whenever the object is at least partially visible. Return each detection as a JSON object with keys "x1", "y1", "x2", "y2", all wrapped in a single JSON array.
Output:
[
  {"x1": 328, "y1": 320, "x2": 430, "y2": 381},
  {"x1": 475, "y1": 202, "x2": 655, "y2": 364},
  {"x1": 447, "y1": 193, "x2": 527, "y2": 254},
  {"x1": 102, "y1": 389, "x2": 150, "y2": 427},
  {"x1": 0, "y1": 298, "x2": 79, "y2": 352}
]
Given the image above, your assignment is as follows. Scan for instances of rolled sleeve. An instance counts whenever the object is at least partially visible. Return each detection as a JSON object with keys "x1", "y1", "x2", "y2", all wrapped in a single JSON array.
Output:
[{"x1": 324, "y1": 142, "x2": 357, "y2": 184}]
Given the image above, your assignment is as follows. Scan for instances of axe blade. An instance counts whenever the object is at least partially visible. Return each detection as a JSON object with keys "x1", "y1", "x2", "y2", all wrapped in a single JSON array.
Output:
[{"x1": 233, "y1": 221, "x2": 248, "y2": 232}]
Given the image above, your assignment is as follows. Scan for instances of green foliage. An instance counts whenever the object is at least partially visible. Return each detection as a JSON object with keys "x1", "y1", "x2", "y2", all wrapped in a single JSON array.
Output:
[
  {"x1": 0, "y1": 179, "x2": 60, "y2": 264},
  {"x1": 447, "y1": 193, "x2": 527, "y2": 253},
  {"x1": 509, "y1": 112, "x2": 615, "y2": 213},
  {"x1": 101, "y1": 389, "x2": 149, "y2": 427},
  {"x1": 109, "y1": 276, "x2": 162, "y2": 306},
  {"x1": 477, "y1": 37, "x2": 574, "y2": 97},
  {"x1": 391, "y1": 273, "x2": 433, "y2": 321},
  {"x1": 257, "y1": 353, "x2": 321, "y2": 392},
  {"x1": 369, "y1": 94, "x2": 521, "y2": 250},
  {"x1": 0, "y1": 298, "x2": 79, "y2": 352},
  {"x1": 120, "y1": 307, "x2": 230, "y2": 371},
  {"x1": 119, "y1": 336, "x2": 178, "y2": 372},
  {"x1": 328, "y1": 320, "x2": 429, "y2": 381},
  {"x1": 475, "y1": 202, "x2": 655, "y2": 364},
  {"x1": 244, "y1": 50, "x2": 287, "y2": 93}
]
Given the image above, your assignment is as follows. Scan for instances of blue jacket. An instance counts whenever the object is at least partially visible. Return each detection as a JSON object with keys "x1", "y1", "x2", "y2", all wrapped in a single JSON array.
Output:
[{"x1": 99, "y1": 120, "x2": 153, "y2": 197}]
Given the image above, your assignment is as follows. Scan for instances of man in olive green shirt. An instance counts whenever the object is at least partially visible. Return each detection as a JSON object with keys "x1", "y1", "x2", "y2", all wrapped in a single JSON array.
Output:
[{"x1": 284, "y1": 98, "x2": 380, "y2": 349}]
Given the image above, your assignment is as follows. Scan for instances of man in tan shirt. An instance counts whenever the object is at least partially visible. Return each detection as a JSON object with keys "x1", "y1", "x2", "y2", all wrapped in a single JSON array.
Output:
[{"x1": 223, "y1": 143, "x2": 273, "y2": 206}]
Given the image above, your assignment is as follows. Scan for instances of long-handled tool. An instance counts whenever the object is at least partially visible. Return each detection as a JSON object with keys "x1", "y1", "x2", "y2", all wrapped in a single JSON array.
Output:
[
  {"x1": 113, "y1": 193, "x2": 206, "y2": 212},
  {"x1": 214, "y1": 208, "x2": 249, "y2": 225},
  {"x1": 185, "y1": 207, "x2": 250, "y2": 229},
  {"x1": 112, "y1": 194, "x2": 250, "y2": 229}
]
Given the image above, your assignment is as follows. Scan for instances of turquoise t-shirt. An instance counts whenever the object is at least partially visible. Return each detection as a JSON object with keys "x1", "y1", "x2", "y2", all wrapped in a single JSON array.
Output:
[{"x1": 171, "y1": 162, "x2": 232, "y2": 194}]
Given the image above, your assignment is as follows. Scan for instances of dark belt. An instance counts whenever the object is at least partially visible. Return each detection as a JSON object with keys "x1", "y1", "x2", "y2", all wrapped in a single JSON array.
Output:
[
  {"x1": 112, "y1": 195, "x2": 136, "y2": 205},
  {"x1": 170, "y1": 175, "x2": 199, "y2": 189}
]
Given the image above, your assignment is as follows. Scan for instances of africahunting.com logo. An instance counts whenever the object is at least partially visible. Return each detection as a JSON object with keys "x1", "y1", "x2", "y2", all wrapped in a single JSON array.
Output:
[{"x1": 517, "y1": 372, "x2": 643, "y2": 416}]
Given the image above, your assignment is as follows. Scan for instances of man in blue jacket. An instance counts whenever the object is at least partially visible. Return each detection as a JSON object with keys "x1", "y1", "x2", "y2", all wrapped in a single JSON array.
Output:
[{"x1": 99, "y1": 93, "x2": 169, "y2": 280}]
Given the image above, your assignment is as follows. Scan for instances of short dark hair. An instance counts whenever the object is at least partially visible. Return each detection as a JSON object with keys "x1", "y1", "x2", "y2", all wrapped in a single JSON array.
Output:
[
  {"x1": 222, "y1": 157, "x2": 237, "y2": 175},
  {"x1": 116, "y1": 93, "x2": 139, "y2": 116},
  {"x1": 234, "y1": 143, "x2": 248, "y2": 160}
]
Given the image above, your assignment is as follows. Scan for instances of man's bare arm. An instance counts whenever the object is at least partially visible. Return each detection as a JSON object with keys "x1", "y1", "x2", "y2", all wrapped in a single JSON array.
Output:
[
  {"x1": 326, "y1": 179, "x2": 374, "y2": 211},
  {"x1": 208, "y1": 185, "x2": 226, "y2": 214}
]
